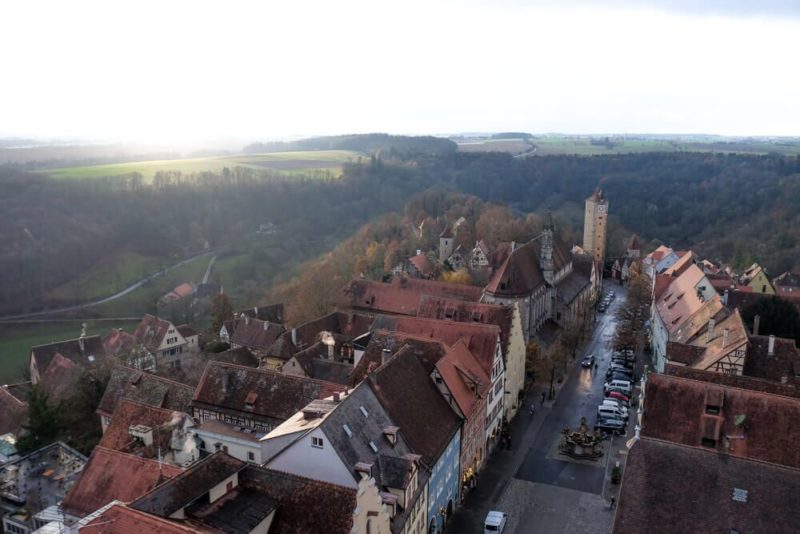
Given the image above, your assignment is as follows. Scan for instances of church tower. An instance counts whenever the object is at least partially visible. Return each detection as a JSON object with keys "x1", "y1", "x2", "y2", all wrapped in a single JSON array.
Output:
[
  {"x1": 583, "y1": 186, "x2": 608, "y2": 266},
  {"x1": 439, "y1": 226, "x2": 455, "y2": 263}
]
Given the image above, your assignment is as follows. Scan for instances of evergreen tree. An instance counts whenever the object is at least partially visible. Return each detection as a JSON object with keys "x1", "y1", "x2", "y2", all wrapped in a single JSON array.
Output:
[{"x1": 17, "y1": 385, "x2": 62, "y2": 453}]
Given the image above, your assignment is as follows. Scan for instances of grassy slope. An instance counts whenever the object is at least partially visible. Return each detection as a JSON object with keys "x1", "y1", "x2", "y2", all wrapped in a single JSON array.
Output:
[
  {"x1": 42, "y1": 150, "x2": 365, "y2": 180},
  {"x1": 0, "y1": 319, "x2": 138, "y2": 384},
  {"x1": 47, "y1": 251, "x2": 163, "y2": 302}
]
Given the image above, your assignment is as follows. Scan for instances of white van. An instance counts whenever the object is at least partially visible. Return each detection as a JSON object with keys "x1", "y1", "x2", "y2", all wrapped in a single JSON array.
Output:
[
  {"x1": 597, "y1": 405, "x2": 628, "y2": 421},
  {"x1": 604, "y1": 379, "x2": 632, "y2": 395},
  {"x1": 485, "y1": 511, "x2": 507, "y2": 533},
  {"x1": 601, "y1": 399, "x2": 629, "y2": 415}
]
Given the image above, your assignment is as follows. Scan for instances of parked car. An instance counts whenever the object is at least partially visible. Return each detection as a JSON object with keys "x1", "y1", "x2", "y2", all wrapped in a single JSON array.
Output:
[
  {"x1": 601, "y1": 399, "x2": 629, "y2": 414},
  {"x1": 485, "y1": 511, "x2": 508, "y2": 533},
  {"x1": 598, "y1": 303, "x2": 607, "y2": 312},
  {"x1": 611, "y1": 357, "x2": 634, "y2": 368},
  {"x1": 597, "y1": 405, "x2": 628, "y2": 421},
  {"x1": 604, "y1": 380, "x2": 632, "y2": 396},
  {"x1": 607, "y1": 371, "x2": 634, "y2": 383},
  {"x1": 595, "y1": 417, "x2": 627, "y2": 435},
  {"x1": 581, "y1": 354, "x2": 595, "y2": 367},
  {"x1": 607, "y1": 390, "x2": 631, "y2": 403}
]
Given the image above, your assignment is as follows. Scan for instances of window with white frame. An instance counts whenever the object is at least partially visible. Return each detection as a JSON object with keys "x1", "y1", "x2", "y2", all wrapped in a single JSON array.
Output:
[{"x1": 312, "y1": 436, "x2": 324, "y2": 448}]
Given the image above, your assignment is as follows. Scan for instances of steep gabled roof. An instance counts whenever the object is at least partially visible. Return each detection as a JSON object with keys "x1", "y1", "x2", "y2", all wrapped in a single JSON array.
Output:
[
  {"x1": 654, "y1": 264, "x2": 709, "y2": 334},
  {"x1": 483, "y1": 234, "x2": 571, "y2": 297},
  {"x1": 350, "y1": 331, "x2": 446, "y2": 385},
  {"x1": 435, "y1": 339, "x2": 490, "y2": 418},
  {"x1": 642, "y1": 372, "x2": 800, "y2": 468},
  {"x1": 409, "y1": 253, "x2": 434, "y2": 275},
  {"x1": 97, "y1": 365, "x2": 194, "y2": 416},
  {"x1": 290, "y1": 348, "x2": 353, "y2": 385},
  {"x1": 0, "y1": 386, "x2": 27, "y2": 437},
  {"x1": 370, "y1": 315, "x2": 500, "y2": 376},
  {"x1": 132, "y1": 452, "x2": 246, "y2": 517},
  {"x1": 613, "y1": 438, "x2": 800, "y2": 534},
  {"x1": 239, "y1": 303, "x2": 285, "y2": 324},
  {"x1": 744, "y1": 334, "x2": 800, "y2": 384},
  {"x1": 61, "y1": 447, "x2": 183, "y2": 518},
  {"x1": 666, "y1": 365, "x2": 800, "y2": 399},
  {"x1": 134, "y1": 315, "x2": 177, "y2": 350},
  {"x1": 103, "y1": 328, "x2": 139, "y2": 357},
  {"x1": 366, "y1": 347, "x2": 461, "y2": 467},
  {"x1": 40, "y1": 352, "x2": 84, "y2": 403},
  {"x1": 193, "y1": 361, "x2": 340, "y2": 423},
  {"x1": 240, "y1": 466, "x2": 357, "y2": 534},
  {"x1": 30, "y1": 334, "x2": 106, "y2": 374},
  {"x1": 230, "y1": 316, "x2": 285, "y2": 351},
  {"x1": 98, "y1": 399, "x2": 193, "y2": 457},
  {"x1": 209, "y1": 347, "x2": 259, "y2": 368},
  {"x1": 268, "y1": 311, "x2": 375, "y2": 360},
  {"x1": 416, "y1": 295, "x2": 514, "y2": 358},
  {"x1": 80, "y1": 503, "x2": 198, "y2": 533}
]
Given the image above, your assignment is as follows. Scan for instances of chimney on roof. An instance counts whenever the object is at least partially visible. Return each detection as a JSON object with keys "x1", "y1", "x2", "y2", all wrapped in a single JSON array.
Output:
[
  {"x1": 416, "y1": 249, "x2": 422, "y2": 256},
  {"x1": 722, "y1": 328, "x2": 730, "y2": 348},
  {"x1": 768, "y1": 334, "x2": 776, "y2": 356},
  {"x1": 753, "y1": 315, "x2": 760, "y2": 336},
  {"x1": 381, "y1": 348, "x2": 392, "y2": 366},
  {"x1": 291, "y1": 328, "x2": 298, "y2": 347},
  {"x1": 222, "y1": 370, "x2": 229, "y2": 393},
  {"x1": 707, "y1": 318, "x2": 716, "y2": 341},
  {"x1": 723, "y1": 289, "x2": 729, "y2": 306},
  {"x1": 244, "y1": 314, "x2": 250, "y2": 326},
  {"x1": 253, "y1": 306, "x2": 258, "y2": 315},
  {"x1": 129, "y1": 425, "x2": 153, "y2": 446},
  {"x1": 333, "y1": 392, "x2": 341, "y2": 402},
  {"x1": 511, "y1": 241, "x2": 516, "y2": 252}
]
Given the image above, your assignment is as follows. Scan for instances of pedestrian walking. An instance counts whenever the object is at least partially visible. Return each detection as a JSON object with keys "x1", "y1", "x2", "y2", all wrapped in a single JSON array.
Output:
[{"x1": 541, "y1": 391, "x2": 546, "y2": 405}]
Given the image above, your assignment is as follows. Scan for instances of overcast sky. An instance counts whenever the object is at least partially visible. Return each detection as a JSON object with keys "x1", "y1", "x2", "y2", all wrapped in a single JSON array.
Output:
[{"x1": 2, "y1": 0, "x2": 799, "y2": 145}]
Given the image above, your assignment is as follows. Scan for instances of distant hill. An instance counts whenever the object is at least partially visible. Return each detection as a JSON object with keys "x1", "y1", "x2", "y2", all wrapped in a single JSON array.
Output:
[{"x1": 243, "y1": 133, "x2": 457, "y2": 158}]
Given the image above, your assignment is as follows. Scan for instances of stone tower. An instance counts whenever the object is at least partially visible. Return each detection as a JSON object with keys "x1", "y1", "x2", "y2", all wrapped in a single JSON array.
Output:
[
  {"x1": 583, "y1": 186, "x2": 608, "y2": 266},
  {"x1": 439, "y1": 226, "x2": 455, "y2": 263}
]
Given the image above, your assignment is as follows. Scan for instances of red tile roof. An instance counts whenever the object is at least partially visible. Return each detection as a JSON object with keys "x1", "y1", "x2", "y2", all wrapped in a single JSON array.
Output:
[
  {"x1": 613, "y1": 437, "x2": 800, "y2": 534},
  {"x1": 99, "y1": 398, "x2": 191, "y2": 457},
  {"x1": 193, "y1": 362, "x2": 341, "y2": 424},
  {"x1": 350, "y1": 331, "x2": 447, "y2": 385},
  {"x1": 339, "y1": 277, "x2": 482, "y2": 316},
  {"x1": 80, "y1": 503, "x2": 198, "y2": 533},
  {"x1": 103, "y1": 328, "x2": 138, "y2": 357},
  {"x1": 666, "y1": 365, "x2": 800, "y2": 399},
  {"x1": 0, "y1": 386, "x2": 27, "y2": 436},
  {"x1": 744, "y1": 334, "x2": 800, "y2": 384},
  {"x1": 40, "y1": 352, "x2": 84, "y2": 404},
  {"x1": 134, "y1": 315, "x2": 176, "y2": 351},
  {"x1": 62, "y1": 447, "x2": 183, "y2": 517},
  {"x1": 97, "y1": 365, "x2": 194, "y2": 417},
  {"x1": 230, "y1": 316, "x2": 284, "y2": 352},
  {"x1": 268, "y1": 311, "x2": 375, "y2": 360},
  {"x1": 484, "y1": 234, "x2": 571, "y2": 297},
  {"x1": 416, "y1": 295, "x2": 514, "y2": 359},
  {"x1": 370, "y1": 315, "x2": 500, "y2": 376},
  {"x1": 435, "y1": 339, "x2": 490, "y2": 418},
  {"x1": 409, "y1": 253, "x2": 434, "y2": 276},
  {"x1": 642, "y1": 372, "x2": 800, "y2": 468}
]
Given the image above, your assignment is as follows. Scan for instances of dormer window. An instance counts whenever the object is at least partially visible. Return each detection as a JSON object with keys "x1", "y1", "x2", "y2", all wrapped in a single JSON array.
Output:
[
  {"x1": 705, "y1": 404, "x2": 720, "y2": 415},
  {"x1": 245, "y1": 391, "x2": 258, "y2": 411},
  {"x1": 383, "y1": 426, "x2": 399, "y2": 446}
]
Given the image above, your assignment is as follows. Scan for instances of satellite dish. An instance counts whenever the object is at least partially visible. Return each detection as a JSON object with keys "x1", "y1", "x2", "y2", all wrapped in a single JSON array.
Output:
[{"x1": 734, "y1": 414, "x2": 746, "y2": 426}]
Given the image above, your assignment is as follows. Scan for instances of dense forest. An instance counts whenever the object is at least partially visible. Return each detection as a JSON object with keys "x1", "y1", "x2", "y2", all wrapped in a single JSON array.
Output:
[
  {"x1": 243, "y1": 133, "x2": 457, "y2": 158},
  {"x1": 2, "y1": 136, "x2": 799, "y2": 316}
]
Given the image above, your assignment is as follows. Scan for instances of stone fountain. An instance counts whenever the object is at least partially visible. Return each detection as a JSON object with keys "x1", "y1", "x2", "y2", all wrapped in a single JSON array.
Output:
[{"x1": 559, "y1": 416, "x2": 604, "y2": 460}]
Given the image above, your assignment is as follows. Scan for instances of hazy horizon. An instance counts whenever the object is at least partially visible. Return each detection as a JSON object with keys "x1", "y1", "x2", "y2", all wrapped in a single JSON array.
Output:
[{"x1": 3, "y1": 0, "x2": 799, "y2": 144}]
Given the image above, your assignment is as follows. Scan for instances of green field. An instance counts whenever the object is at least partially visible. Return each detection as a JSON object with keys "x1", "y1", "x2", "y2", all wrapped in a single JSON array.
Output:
[
  {"x1": 42, "y1": 150, "x2": 366, "y2": 180},
  {"x1": 457, "y1": 136, "x2": 800, "y2": 156},
  {"x1": 0, "y1": 319, "x2": 139, "y2": 384},
  {"x1": 47, "y1": 251, "x2": 164, "y2": 303},
  {"x1": 89, "y1": 253, "x2": 213, "y2": 317}
]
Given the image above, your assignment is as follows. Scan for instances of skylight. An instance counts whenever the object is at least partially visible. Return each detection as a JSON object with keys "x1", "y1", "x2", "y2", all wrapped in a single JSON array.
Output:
[
  {"x1": 343, "y1": 424, "x2": 353, "y2": 438},
  {"x1": 369, "y1": 440, "x2": 378, "y2": 452},
  {"x1": 360, "y1": 406, "x2": 369, "y2": 417},
  {"x1": 732, "y1": 488, "x2": 748, "y2": 503}
]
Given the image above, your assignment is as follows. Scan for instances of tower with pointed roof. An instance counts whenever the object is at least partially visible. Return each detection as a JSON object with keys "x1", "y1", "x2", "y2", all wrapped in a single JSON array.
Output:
[
  {"x1": 583, "y1": 186, "x2": 608, "y2": 267},
  {"x1": 439, "y1": 226, "x2": 455, "y2": 263}
]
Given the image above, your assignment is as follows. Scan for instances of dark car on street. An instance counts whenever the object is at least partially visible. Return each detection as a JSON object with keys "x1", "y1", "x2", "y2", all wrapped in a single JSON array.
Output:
[
  {"x1": 595, "y1": 417, "x2": 627, "y2": 435},
  {"x1": 581, "y1": 354, "x2": 595, "y2": 367}
]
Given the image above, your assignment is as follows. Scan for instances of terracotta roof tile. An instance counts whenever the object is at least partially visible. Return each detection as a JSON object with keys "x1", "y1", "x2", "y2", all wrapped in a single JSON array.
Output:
[
  {"x1": 613, "y1": 438, "x2": 800, "y2": 534},
  {"x1": 370, "y1": 315, "x2": 500, "y2": 376},
  {"x1": 350, "y1": 331, "x2": 446, "y2": 385},
  {"x1": 0, "y1": 386, "x2": 27, "y2": 436},
  {"x1": 97, "y1": 365, "x2": 194, "y2": 416},
  {"x1": 435, "y1": 339, "x2": 490, "y2": 417},
  {"x1": 666, "y1": 365, "x2": 800, "y2": 399},
  {"x1": 103, "y1": 329, "x2": 138, "y2": 357},
  {"x1": 339, "y1": 278, "x2": 481, "y2": 316},
  {"x1": 30, "y1": 334, "x2": 106, "y2": 375},
  {"x1": 132, "y1": 452, "x2": 246, "y2": 517},
  {"x1": 268, "y1": 311, "x2": 374, "y2": 360},
  {"x1": 81, "y1": 503, "x2": 198, "y2": 533},
  {"x1": 62, "y1": 447, "x2": 183, "y2": 517},
  {"x1": 744, "y1": 334, "x2": 800, "y2": 384},
  {"x1": 642, "y1": 372, "x2": 800, "y2": 468},
  {"x1": 98, "y1": 398, "x2": 193, "y2": 457},
  {"x1": 193, "y1": 362, "x2": 341, "y2": 424},
  {"x1": 230, "y1": 316, "x2": 284, "y2": 352},
  {"x1": 134, "y1": 315, "x2": 177, "y2": 351},
  {"x1": 409, "y1": 253, "x2": 434, "y2": 275},
  {"x1": 241, "y1": 466, "x2": 357, "y2": 534}
]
